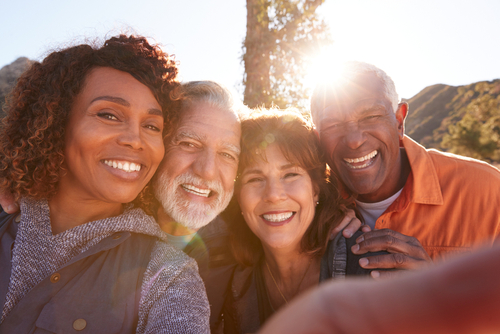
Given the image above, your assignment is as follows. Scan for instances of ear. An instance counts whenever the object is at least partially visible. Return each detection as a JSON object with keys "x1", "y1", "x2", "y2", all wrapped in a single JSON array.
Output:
[
  {"x1": 313, "y1": 184, "x2": 320, "y2": 204},
  {"x1": 313, "y1": 128, "x2": 320, "y2": 140},
  {"x1": 395, "y1": 102, "x2": 408, "y2": 139}
]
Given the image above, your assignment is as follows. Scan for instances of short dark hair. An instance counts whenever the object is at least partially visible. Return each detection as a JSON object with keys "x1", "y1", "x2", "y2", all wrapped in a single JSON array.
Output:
[
  {"x1": 222, "y1": 108, "x2": 353, "y2": 266},
  {"x1": 0, "y1": 34, "x2": 179, "y2": 211}
]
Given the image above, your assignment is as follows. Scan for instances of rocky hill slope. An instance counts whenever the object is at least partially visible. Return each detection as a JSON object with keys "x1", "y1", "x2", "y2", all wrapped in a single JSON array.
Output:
[{"x1": 0, "y1": 57, "x2": 31, "y2": 118}]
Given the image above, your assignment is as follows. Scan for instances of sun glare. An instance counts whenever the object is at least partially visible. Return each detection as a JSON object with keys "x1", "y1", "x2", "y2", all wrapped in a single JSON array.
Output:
[{"x1": 304, "y1": 46, "x2": 347, "y2": 93}]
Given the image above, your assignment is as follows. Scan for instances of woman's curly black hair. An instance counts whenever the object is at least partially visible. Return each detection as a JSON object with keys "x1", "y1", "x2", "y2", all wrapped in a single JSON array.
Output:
[{"x1": 0, "y1": 34, "x2": 179, "y2": 212}]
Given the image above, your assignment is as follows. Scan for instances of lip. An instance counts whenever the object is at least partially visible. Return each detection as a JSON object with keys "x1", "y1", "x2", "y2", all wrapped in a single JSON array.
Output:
[
  {"x1": 179, "y1": 184, "x2": 218, "y2": 202},
  {"x1": 260, "y1": 211, "x2": 296, "y2": 227},
  {"x1": 181, "y1": 183, "x2": 213, "y2": 198},
  {"x1": 100, "y1": 157, "x2": 146, "y2": 181},
  {"x1": 342, "y1": 150, "x2": 378, "y2": 170}
]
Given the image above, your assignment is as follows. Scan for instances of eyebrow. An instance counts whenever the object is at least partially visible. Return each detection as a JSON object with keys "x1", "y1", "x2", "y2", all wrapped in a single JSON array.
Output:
[
  {"x1": 90, "y1": 96, "x2": 163, "y2": 116},
  {"x1": 175, "y1": 131, "x2": 241, "y2": 155},
  {"x1": 242, "y1": 163, "x2": 297, "y2": 176}
]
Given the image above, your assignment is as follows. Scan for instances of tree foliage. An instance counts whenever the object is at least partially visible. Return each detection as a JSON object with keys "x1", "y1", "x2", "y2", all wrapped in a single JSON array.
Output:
[
  {"x1": 441, "y1": 92, "x2": 500, "y2": 162},
  {"x1": 243, "y1": 0, "x2": 331, "y2": 109}
]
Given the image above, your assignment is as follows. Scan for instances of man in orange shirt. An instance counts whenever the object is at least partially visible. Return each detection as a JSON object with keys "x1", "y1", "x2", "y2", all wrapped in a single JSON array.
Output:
[{"x1": 311, "y1": 61, "x2": 500, "y2": 276}]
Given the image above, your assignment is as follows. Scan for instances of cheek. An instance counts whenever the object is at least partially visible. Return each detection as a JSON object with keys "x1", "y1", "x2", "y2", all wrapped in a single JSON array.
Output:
[
  {"x1": 320, "y1": 136, "x2": 338, "y2": 157},
  {"x1": 221, "y1": 166, "x2": 238, "y2": 192},
  {"x1": 149, "y1": 139, "x2": 165, "y2": 169},
  {"x1": 159, "y1": 150, "x2": 191, "y2": 177}
]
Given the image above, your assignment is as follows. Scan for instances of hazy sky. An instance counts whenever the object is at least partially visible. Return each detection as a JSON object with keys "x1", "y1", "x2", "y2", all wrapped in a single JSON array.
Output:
[{"x1": 1, "y1": 0, "x2": 499, "y2": 100}]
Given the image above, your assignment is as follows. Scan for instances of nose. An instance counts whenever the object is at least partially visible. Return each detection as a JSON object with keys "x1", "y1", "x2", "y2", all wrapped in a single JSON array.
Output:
[
  {"x1": 263, "y1": 177, "x2": 287, "y2": 204},
  {"x1": 343, "y1": 121, "x2": 367, "y2": 150},
  {"x1": 192, "y1": 149, "x2": 218, "y2": 181},
  {"x1": 117, "y1": 123, "x2": 144, "y2": 150}
]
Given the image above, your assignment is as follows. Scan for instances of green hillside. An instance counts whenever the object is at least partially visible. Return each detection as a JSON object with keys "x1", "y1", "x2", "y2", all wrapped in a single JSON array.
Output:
[{"x1": 405, "y1": 79, "x2": 500, "y2": 163}]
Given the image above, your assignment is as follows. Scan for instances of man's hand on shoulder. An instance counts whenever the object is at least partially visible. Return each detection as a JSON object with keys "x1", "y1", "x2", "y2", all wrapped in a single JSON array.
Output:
[
  {"x1": 351, "y1": 228, "x2": 431, "y2": 279},
  {"x1": 0, "y1": 190, "x2": 19, "y2": 214},
  {"x1": 330, "y1": 209, "x2": 371, "y2": 240}
]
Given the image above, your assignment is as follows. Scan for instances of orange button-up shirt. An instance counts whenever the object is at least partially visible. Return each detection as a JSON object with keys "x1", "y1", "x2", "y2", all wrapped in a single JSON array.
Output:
[{"x1": 375, "y1": 136, "x2": 500, "y2": 261}]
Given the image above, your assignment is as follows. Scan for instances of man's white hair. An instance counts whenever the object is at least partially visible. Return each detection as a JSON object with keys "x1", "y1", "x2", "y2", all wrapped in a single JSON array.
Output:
[
  {"x1": 310, "y1": 61, "x2": 399, "y2": 125},
  {"x1": 171, "y1": 80, "x2": 248, "y2": 121}
]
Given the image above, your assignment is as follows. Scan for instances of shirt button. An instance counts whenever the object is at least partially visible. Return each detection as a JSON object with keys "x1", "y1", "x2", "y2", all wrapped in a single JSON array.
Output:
[
  {"x1": 50, "y1": 273, "x2": 61, "y2": 283},
  {"x1": 15, "y1": 215, "x2": 21, "y2": 223},
  {"x1": 112, "y1": 234, "x2": 121, "y2": 240},
  {"x1": 73, "y1": 318, "x2": 87, "y2": 331}
]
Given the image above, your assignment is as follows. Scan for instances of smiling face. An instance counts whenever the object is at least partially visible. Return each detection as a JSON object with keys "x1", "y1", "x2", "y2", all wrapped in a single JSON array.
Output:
[
  {"x1": 316, "y1": 73, "x2": 407, "y2": 203},
  {"x1": 238, "y1": 144, "x2": 319, "y2": 252},
  {"x1": 59, "y1": 67, "x2": 165, "y2": 205},
  {"x1": 154, "y1": 102, "x2": 241, "y2": 230}
]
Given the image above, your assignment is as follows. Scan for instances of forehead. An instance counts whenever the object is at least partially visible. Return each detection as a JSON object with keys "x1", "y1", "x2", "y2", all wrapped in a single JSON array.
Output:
[
  {"x1": 176, "y1": 102, "x2": 241, "y2": 146},
  {"x1": 76, "y1": 67, "x2": 161, "y2": 111},
  {"x1": 318, "y1": 73, "x2": 388, "y2": 118}
]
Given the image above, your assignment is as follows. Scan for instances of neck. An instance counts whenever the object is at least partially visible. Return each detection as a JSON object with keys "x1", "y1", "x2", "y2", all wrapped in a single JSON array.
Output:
[
  {"x1": 358, "y1": 148, "x2": 411, "y2": 203},
  {"x1": 262, "y1": 244, "x2": 320, "y2": 309},
  {"x1": 156, "y1": 207, "x2": 198, "y2": 236},
  {"x1": 48, "y1": 192, "x2": 123, "y2": 235}
]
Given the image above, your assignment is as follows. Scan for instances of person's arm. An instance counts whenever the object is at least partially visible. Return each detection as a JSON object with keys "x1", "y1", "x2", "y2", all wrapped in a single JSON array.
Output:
[
  {"x1": 351, "y1": 228, "x2": 431, "y2": 278},
  {"x1": 137, "y1": 242, "x2": 210, "y2": 334},
  {"x1": 259, "y1": 244, "x2": 500, "y2": 334}
]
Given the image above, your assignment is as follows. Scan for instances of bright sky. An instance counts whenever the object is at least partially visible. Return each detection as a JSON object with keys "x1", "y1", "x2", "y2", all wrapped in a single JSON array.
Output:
[{"x1": 2, "y1": 0, "x2": 500, "y2": 100}]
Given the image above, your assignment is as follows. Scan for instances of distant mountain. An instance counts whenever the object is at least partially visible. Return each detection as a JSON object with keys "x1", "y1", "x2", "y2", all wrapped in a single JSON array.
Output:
[
  {"x1": 404, "y1": 79, "x2": 500, "y2": 163},
  {"x1": 0, "y1": 57, "x2": 31, "y2": 118}
]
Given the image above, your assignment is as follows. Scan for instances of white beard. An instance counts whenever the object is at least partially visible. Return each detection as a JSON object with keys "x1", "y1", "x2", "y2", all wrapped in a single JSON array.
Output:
[{"x1": 154, "y1": 172, "x2": 233, "y2": 230}]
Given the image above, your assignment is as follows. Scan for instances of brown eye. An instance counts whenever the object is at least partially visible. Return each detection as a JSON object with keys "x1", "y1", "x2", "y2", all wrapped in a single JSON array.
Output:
[{"x1": 97, "y1": 112, "x2": 118, "y2": 120}]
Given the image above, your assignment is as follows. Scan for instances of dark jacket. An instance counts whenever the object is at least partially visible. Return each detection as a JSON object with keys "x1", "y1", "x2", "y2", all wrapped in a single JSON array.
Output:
[
  {"x1": 0, "y1": 210, "x2": 155, "y2": 334},
  {"x1": 183, "y1": 217, "x2": 238, "y2": 333},
  {"x1": 223, "y1": 231, "x2": 389, "y2": 333}
]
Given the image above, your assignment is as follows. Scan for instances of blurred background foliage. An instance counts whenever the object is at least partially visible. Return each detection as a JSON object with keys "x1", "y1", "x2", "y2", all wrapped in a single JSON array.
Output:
[{"x1": 242, "y1": 0, "x2": 331, "y2": 110}]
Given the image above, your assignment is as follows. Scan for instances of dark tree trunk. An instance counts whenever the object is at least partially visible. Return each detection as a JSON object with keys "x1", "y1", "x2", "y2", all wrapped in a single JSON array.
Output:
[{"x1": 243, "y1": 0, "x2": 273, "y2": 108}]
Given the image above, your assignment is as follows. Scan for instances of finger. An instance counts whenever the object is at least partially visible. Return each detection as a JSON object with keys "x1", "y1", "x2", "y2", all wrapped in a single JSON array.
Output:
[
  {"x1": 356, "y1": 228, "x2": 416, "y2": 245},
  {"x1": 359, "y1": 253, "x2": 426, "y2": 270},
  {"x1": 330, "y1": 210, "x2": 357, "y2": 239},
  {"x1": 342, "y1": 217, "x2": 363, "y2": 239},
  {"x1": 370, "y1": 269, "x2": 409, "y2": 280},
  {"x1": 352, "y1": 235, "x2": 430, "y2": 261},
  {"x1": 0, "y1": 191, "x2": 19, "y2": 214},
  {"x1": 361, "y1": 225, "x2": 371, "y2": 233}
]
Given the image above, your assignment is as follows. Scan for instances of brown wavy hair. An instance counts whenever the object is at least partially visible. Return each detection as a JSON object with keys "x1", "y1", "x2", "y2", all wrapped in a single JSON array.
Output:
[
  {"x1": 222, "y1": 108, "x2": 354, "y2": 266},
  {"x1": 0, "y1": 34, "x2": 179, "y2": 212}
]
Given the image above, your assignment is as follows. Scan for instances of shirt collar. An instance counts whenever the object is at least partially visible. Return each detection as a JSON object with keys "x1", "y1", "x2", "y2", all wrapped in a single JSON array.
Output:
[{"x1": 403, "y1": 135, "x2": 443, "y2": 205}]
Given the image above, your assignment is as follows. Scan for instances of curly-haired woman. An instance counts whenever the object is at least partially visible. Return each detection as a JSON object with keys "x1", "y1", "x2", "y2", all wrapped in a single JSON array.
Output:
[{"x1": 0, "y1": 35, "x2": 209, "y2": 333}]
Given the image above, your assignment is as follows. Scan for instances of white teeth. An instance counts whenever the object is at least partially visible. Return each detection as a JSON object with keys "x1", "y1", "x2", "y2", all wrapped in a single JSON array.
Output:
[
  {"x1": 262, "y1": 212, "x2": 294, "y2": 222},
  {"x1": 103, "y1": 160, "x2": 141, "y2": 172},
  {"x1": 344, "y1": 150, "x2": 378, "y2": 164},
  {"x1": 182, "y1": 184, "x2": 211, "y2": 197}
]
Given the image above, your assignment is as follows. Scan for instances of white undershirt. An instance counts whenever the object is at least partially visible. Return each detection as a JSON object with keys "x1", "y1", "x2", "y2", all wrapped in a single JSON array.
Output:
[{"x1": 355, "y1": 188, "x2": 404, "y2": 230}]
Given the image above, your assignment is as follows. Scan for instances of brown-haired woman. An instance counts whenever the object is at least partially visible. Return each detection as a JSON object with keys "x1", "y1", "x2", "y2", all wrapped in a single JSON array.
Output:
[
  {"x1": 222, "y1": 109, "x2": 387, "y2": 333},
  {"x1": 0, "y1": 35, "x2": 209, "y2": 333}
]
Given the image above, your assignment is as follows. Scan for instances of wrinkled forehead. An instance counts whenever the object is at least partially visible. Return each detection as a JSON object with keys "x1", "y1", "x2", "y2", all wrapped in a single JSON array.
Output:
[{"x1": 175, "y1": 102, "x2": 241, "y2": 148}]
